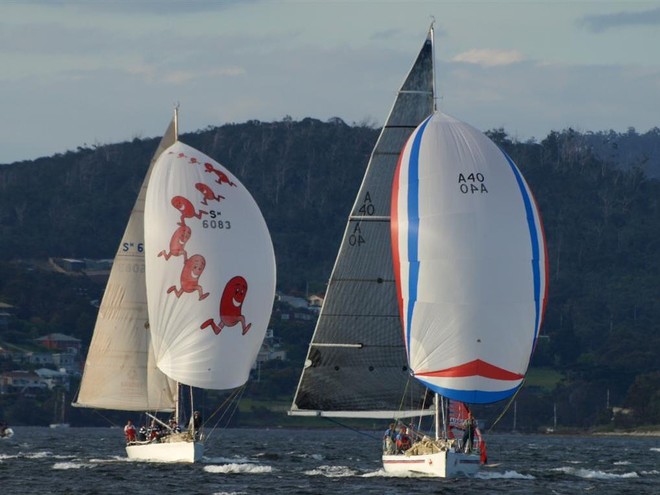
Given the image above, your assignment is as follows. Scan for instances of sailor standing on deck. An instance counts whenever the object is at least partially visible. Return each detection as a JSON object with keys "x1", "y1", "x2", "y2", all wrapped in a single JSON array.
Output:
[
  {"x1": 462, "y1": 412, "x2": 476, "y2": 453},
  {"x1": 124, "y1": 420, "x2": 137, "y2": 443},
  {"x1": 188, "y1": 411, "x2": 202, "y2": 440}
]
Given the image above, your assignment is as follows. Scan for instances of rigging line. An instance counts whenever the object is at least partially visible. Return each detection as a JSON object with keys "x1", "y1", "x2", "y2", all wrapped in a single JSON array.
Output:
[
  {"x1": 202, "y1": 385, "x2": 244, "y2": 441},
  {"x1": 322, "y1": 417, "x2": 380, "y2": 441},
  {"x1": 222, "y1": 385, "x2": 246, "y2": 430},
  {"x1": 92, "y1": 409, "x2": 120, "y2": 428},
  {"x1": 397, "y1": 378, "x2": 411, "y2": 415},
  {"x1": 486, "y1": 378, "x2": 526, "y2": 434},
  {"x1": 348, "y1": 215, "x2": 390, "y2": 222},
  {"x1": 204, "y1": 385, "x2": 247, "y2": 442}
]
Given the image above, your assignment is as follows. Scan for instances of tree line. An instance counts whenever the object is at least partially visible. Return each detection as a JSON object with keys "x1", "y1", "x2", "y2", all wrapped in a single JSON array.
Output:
[{"x1": 0, "y1": 117, "x2": 658, "y2": 428}]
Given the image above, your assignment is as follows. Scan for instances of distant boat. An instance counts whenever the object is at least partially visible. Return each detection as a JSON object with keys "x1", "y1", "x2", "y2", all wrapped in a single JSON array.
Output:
[
  {"x1": 73, "y1": 108, "x2": 276, "y2": 463},
  {"x1": 290, "y1": 25, "x2": 547, "y2": 478},
  {"x1": 49, "y1": 423, "x2": 70, "y2": 429},
  {"x1": 0, "y1": 421, "x2": 13, "y2": 439}
]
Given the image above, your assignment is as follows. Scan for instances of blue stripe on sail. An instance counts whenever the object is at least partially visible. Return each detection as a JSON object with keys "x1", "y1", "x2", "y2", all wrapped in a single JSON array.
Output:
[
  {"x1": 418, "y1": 377, "x2": 522, "y2": 404},
  {"x1": 501, "y1": 151, "x2": 542, "y2": 343},
  {"x1": 405, "y1": 116, "x2": 432, "y2": 361}
]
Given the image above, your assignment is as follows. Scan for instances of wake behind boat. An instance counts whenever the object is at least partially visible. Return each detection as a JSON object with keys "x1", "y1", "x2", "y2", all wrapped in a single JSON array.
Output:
[
  {"x1": 73, "y1": 109, "x2": 276, "y2": 463},
  {"x1": 290, "y1": 24, "x2": 547, "y2": 478}
]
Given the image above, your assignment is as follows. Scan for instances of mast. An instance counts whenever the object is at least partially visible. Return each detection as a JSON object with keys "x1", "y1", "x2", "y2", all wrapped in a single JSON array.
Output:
[
  {"x1": 173, "y1": 103, "x2": 180, "y2": 426},
  {"x1": 435, "y1": 393, "x2": 441, "y2": 441},
  {"x1": 173, "y1": 103, "x2": 179, "y2": 142},
  {"x1": 430, "y1": 19, "x2": 437, "y2": 112}
]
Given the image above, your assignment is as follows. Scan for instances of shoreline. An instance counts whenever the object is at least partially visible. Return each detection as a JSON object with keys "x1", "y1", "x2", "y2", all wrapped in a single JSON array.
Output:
[{"x1": 592, "y1": 430, "x2": 660, "y2": 437}]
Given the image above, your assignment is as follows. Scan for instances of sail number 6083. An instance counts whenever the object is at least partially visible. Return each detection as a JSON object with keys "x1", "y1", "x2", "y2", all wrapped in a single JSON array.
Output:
[{"x1": 202, "y1": 219, "x2": 231, "y2": 229}]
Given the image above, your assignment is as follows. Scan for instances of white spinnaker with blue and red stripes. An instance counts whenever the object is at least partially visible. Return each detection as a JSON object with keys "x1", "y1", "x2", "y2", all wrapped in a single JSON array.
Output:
[{"x1": 391, "y1": 112, "x2": 548, "y2": 404}]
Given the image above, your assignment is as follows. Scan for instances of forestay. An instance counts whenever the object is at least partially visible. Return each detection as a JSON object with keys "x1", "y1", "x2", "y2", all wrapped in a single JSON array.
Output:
[
  {"x1": 391, "y1": 112, "x2": 548, "y2": 404},
  {"x1": 144, "y1": 142, "x2": 276, "y2": 390},
  {"x1": 290, "y1": 30, "x2": 436, "y2": 418}
]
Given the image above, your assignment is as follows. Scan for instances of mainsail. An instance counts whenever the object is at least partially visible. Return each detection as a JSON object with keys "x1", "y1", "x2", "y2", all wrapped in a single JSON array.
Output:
[
  {"x1": 144, "y1": 142, "x2": 276, "y2": 390},
  {"x1": 391, "y1": 112, "x2": 548, "y2": 404},
  {"x1": 74, "y1": 118, "x2": 178, "y2": 411},
  {"x1": 290, "y1": 30, "x2": 436, "y2": 418}
]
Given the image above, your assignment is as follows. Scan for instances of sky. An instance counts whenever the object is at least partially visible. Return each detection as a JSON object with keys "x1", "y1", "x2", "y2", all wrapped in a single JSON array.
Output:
[{"x1": 1, "y1": 0, "x2": 660, "y2": 164}]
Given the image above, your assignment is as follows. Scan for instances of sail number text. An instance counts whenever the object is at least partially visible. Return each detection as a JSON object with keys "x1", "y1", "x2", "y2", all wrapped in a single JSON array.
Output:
[
  {"x1": 202, "y1": 210, "x2": 231, "y2": 230},
  {"x1": 122, "y1": 242, "x2": 144, "y2": 253},
  {"x1": 349, "y1": 192, "x2": 373, "y2": 246},
  {"x1": 458, "y1": 173, "x2": 488, "y2": 194}
]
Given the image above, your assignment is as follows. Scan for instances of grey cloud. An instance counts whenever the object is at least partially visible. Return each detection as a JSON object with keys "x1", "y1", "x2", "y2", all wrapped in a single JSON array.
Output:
[
  {"x1": 578, "y1": 6, "x2": 660, "y2": 33},
  {"x1": 19, "y1": 0, "x2": 257, "y2": 16}
]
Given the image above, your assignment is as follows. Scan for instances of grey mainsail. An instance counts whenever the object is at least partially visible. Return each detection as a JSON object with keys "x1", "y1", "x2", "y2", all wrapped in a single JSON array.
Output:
[{"x1": 290, "y1": 29, "x2": 435, "y2": 418}]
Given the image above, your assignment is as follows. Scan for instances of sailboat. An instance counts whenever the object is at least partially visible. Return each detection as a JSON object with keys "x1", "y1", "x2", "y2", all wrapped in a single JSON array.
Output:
[
  {"x1": 290, "y1": 26, "x2": 547, "y2": 478},
  {"x1": 0, "y1": 421, "x2": 13, "y2": 439},
  {"x1": 74, "y1": 109, "x2": 276, "y2": 463}
]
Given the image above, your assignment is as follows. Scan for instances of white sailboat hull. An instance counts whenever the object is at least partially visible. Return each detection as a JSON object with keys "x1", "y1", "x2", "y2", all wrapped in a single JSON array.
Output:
[
  {"x1": 382, "y1": 450, "x2": 480, "y2": 478},
  {"x1": 126, "y1": 440, "x2": 203, "y2": 463}
]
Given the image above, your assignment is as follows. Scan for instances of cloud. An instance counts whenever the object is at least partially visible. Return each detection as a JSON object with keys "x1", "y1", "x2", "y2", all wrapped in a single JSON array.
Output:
[
  {"x1": 451, "y1": 49, "x2": 525, "y2": 67},
  {"x1": 19, "y1": 0, "x2": 256, "y2": 16},
  {"x1": 578, "y1": 7, "x2": 660, "y2": 33}
]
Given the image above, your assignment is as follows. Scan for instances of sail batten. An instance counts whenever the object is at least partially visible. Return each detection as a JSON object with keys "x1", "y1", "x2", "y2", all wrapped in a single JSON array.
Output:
[{"x1": 289, "y1": 408, "x2": 435, "y2": 419}]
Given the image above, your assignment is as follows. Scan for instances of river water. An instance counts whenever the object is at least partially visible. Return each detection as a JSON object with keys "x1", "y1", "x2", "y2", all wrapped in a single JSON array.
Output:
[{"x1": 0, "y1": 427, "x2": 658, "y2": 494}]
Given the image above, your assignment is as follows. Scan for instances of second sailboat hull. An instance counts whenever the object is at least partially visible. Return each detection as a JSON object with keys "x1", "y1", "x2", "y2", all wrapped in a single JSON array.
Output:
[
  {"x1": 382, "y1": 450, "x2": 480, "y2": 478},
  {"x1": 126, "y1": 439, "x2": 203, "y2": 463}
]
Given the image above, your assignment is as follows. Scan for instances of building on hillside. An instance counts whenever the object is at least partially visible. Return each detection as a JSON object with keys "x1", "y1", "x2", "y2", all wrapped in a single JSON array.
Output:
[
  {"x1": 0, "y1": 302, "x2": 16, "y2": 315},
  {"x1": 0, "y1": 302, "x2": 16, "y2": 330},
  {"x1": 53, "y1": 258, "x2": 86, "y2": 272},
  {"x1": 0, "y1": 345, "x2": 12, "y2": 363},
  {"x1": 253, "y1": 329, "x2": 287, "y2": 369},
  {"x1": 276, "y1": 292, "x2": 323, "y2": 321},
  {"x1": 0, "y1": 370, "x2": 47, "y2": 394},
  {"x1": 23, "y1": 351, "x2": 55, "y2": 367},
  {"x1": 276, "y1": 292, "x2": 309, "y2": 309},
  {"x1": 307, "y1": 294, "x2": 324, "y2": 314},
  {"x1": 35, "y1": 368, "x2": 71, "y2": 391},
  {"x1": 52, "y1": 350, "x2": 80, "y2": 374},
  {"x1": 34, "y1": 333, "x2": 82, "y2": 353}
]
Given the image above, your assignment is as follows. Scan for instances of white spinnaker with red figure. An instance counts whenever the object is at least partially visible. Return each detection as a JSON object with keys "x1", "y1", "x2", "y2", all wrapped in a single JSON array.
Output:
[{"x1": 145, "y1": 141, "x2": 276, "y2": 391}]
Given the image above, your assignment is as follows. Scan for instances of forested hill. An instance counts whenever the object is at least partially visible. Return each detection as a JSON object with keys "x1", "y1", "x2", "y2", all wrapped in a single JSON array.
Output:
[{"x1": 1, "y1": 117, "x2": 659, "y2": 424}]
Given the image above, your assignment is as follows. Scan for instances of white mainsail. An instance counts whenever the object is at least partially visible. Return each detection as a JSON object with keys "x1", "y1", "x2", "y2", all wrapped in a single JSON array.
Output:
[
  {"x1": 144, "y1": 142, "x2": 276, "y2": 390},
  {"x1": 74, "y1": 118, "x2": 178, "y2": 411}
]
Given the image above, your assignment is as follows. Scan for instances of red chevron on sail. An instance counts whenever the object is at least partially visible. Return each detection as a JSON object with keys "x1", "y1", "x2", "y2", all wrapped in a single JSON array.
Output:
[{"x1": 416, "y1": 359, "x2": 523, "y2": 381}]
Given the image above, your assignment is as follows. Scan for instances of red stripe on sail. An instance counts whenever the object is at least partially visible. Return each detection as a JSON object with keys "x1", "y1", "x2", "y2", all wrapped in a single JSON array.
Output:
[
  {"x1": 416, "y1": 359, "x2": 523, "y2": 381},
  {"x1": 390, "y1": 146, "x2": 406, "y2": 343}
]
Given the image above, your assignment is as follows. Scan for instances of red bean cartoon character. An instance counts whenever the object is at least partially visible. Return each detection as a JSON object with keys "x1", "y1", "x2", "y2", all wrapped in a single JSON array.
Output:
[
  {"x1": 171, "y1": 195, "x2": 207, "y2": 222},
  {"x1": 200, "y1": 276, "x2": 251, "y2": 335},
  {"x1": 204, "y1": 163, "x2": 236, "y2": 187},
  {"x1": 195, "y1": 183, "x2": 225, "y2": 206},
  {"x1": 167, "y1": 254, "x2": 209, "y2": 300},
  {"x1": 157, "y1": 222, "x2": 191, "y2": 260}
]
